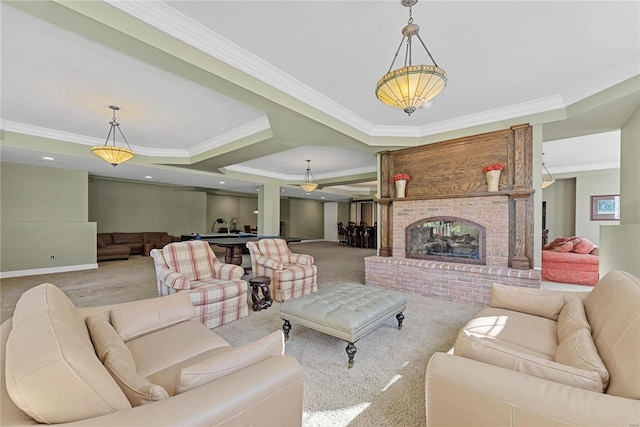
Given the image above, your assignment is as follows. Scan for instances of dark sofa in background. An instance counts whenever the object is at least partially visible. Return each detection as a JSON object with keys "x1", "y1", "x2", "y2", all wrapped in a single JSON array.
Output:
[{"x1": 97, "y1": 232, "x2": 179, "y2": 261}]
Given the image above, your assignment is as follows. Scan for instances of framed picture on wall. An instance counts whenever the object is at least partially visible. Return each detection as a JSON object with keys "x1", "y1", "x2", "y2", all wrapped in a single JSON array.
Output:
[{"x1": 590, "y1": 195, "x2": 620, "y2": 220}]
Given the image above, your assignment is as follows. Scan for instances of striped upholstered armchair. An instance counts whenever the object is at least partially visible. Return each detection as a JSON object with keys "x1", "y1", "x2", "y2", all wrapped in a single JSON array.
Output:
[
  {"x1": 151, "y1": 241, "x2": 248, "y2": 328},
  {"x1": 246, "y1": 238, "x2": 317, "y2": 302}
]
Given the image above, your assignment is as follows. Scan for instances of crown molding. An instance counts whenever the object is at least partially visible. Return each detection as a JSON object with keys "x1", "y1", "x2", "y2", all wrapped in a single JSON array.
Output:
[
  {"x1": 186, "y1": 116, "x2": 271, "y2": 156},
  {"x1": 2, "y1": 119, "x2": 104, "y2": 146},
  {"x1": 563, "y1": 56, "x2": 640, "y2": 106},
  {"x1": 105, "y1": 1, "x2": 376, "y2": 135},
  {"x1": 549, "y1": 162, "x2": 620, "y2": 175},
  {"x1": 1, "y1": 119, "x2": 189, "y2": 157},
  {"x1": 106, "y1": 2, "x2": 638, "y2": 142},
  {"x1": 1, "y1": 116, "x2": 272, "y2": 158},
  {"x1": 225, "y1": 164, "x2": 377, "y2": 181},
  {"x1": 370, "y1": 95, "x2": 566, "y2": 138}
]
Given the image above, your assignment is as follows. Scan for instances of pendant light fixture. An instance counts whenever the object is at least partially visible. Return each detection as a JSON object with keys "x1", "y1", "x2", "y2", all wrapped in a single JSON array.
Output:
[
  {"x1": 375, "y1": 0, "x2": 447, "y2": 116},
  {"x1": 92, "y1": 105, "x2": 135, "y2": 166},
  {"x1": 300, "y1": 160, "x2": 318, "y2": 194},
  {"x1": 542, "y1": 153, "x2": 556, "y2": 189}
]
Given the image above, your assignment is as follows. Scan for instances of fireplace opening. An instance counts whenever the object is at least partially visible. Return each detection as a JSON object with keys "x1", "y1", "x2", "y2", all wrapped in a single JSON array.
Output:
[{"x1": 405, "y1": 216, "x2": 486, "y2": 265}]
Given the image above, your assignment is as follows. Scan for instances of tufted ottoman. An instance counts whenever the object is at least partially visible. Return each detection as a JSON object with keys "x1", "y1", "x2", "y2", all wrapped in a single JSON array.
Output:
[{"x1": 280, "y1": 283, "x2": 407, "y2": 368}]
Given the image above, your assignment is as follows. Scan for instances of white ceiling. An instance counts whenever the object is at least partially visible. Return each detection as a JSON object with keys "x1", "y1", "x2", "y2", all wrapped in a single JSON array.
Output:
[{"x1": 1, "y1": 1, "x2": 638, "y2": 201}]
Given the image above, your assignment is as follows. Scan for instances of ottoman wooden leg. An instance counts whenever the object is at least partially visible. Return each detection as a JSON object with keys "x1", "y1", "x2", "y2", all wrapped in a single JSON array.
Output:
[
  {"x1": 396, "y1": 312, "x2": 405, "y2": 330},
  {"x1": 346, "y1": 342, "x2": 357, "y2": 369},
  {"x1": 282, "y1": 320, "x2": 291, "y2": 341}
]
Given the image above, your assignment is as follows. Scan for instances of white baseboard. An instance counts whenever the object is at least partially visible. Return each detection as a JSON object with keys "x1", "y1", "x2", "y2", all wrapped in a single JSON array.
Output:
[{"x1": 0, "y1": 263, "x2": 98, "y2": 279}]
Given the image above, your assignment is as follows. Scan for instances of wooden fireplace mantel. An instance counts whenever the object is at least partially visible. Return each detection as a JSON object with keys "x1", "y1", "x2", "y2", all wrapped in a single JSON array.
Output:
[
  {"x1": 377, "y1": 124, "x2": 535, "y2": 269},
  {"x1": 375, "y1": 188, "x2": 534, "y2": 203}
]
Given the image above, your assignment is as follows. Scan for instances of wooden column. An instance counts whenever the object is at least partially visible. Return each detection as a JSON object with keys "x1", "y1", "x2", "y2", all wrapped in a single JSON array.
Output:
[
  {"x1": 512, "y1": 124, "x2": 531, "y2": 190},
  {"x1": 378, "y1": 200, "x2": 392, "y2": 257},
  {"x1": 510, "y1": 124, "x2": 533, "y2": 269},
  {"x1": 378, "y1": 152, "x2": 393, "y2": 256},
  {"x1": 511, "y1": 193, "x2": 531, "y2": 269}
]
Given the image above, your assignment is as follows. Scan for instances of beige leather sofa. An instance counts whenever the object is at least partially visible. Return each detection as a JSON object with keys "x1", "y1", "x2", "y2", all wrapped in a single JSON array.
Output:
[
  {"x1": 1, "y1": 283, "x2": 303, "y2": 426},
  {"x1": 425, "y1": 270, "x2": 640, "y2": 426}
]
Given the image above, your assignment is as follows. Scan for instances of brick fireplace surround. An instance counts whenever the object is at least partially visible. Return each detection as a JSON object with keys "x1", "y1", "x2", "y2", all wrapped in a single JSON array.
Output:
[
  {"x1": 366, "y1": 125, "x2": 541, "y2": 305},
  {"x1": 365, "y1": 197, "x2": 541, "y2": 306}
]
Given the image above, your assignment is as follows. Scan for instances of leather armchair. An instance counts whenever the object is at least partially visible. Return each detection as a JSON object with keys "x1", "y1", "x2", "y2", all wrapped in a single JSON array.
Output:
[
  {"x1": 2, "y1": 284, "x2": 303, "y2": 426},
  {"x1": 246, "y1": 238, "x2": 317, "y2": 301},
  {"x1": 425, "y1": 270, "x2": 640, "y2": 426},
  {"x1": 151, "y1": 240, "x2": 248, "y2": 328}
]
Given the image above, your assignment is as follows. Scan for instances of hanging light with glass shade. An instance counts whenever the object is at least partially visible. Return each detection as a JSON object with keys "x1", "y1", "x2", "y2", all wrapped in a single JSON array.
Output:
[
  {"x1": 375, "y1": 0, "x2": 447, "y2": 116},
  {"x1": 542, "y1": 153, "x2": 556, "y2": 189},
  {"x1": 300, "y1": 160, "x2": 318, "y2": 194},
  {"x1": 92, "y1": 105, "x2": 135, "y2": 166}
]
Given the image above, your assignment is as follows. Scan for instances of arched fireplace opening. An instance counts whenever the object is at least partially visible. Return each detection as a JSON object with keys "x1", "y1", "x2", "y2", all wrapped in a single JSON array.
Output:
[{"x1": 405, "y1": 216, "x2": 486, "y2": 265}]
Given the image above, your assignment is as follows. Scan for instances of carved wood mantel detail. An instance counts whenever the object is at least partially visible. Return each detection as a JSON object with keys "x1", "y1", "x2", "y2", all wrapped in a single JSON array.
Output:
[{"x1": 376, "y1": 125, "x2": 534, "y2": 269}]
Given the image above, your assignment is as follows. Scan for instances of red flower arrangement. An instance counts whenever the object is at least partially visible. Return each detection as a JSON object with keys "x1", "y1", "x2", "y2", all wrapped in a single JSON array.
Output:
[
  {"x1": 390, "y1": 173, "x2": 410, "y2": 182},
  {"x1": 482, "y1": 163, "x2": 504, "y2": 173}
]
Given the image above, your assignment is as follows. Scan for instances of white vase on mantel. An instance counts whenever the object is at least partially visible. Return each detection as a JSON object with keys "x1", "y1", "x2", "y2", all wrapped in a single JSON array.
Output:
[
  {"x1": 395, "y1": 179, "x2": 407, "y2": 198},
  {"x1": 485, "y1": 170, "x2": 501, "y2": 192}
]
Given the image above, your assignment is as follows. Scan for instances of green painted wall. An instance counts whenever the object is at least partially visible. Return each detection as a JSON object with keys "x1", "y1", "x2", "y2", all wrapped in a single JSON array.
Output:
[
  {"x1": 575, "y1": 170, "x2": 620, "y2": 245},
  {"x1": 600, "y1": 106, "x2": 640, "y2": 277},
  {"x1": 619, "y1": 106, "x2": 640, "y2": 225},
  {"x1": 280, "y1": 199, "x2": 291, "y2": 236},
  {"x1": 541, "y1": 169, "x2": 620, "y2": 246},
  {"x1": 338, "y1": 202, "x2": 350, "y2": 225},
  {"x1": 2, "y1": 163, "x2": 88, "y2": 222},
  {"x1": 286, "y1": 198, "x2": 324, "y2": 239},
  {"x1": 1, "y1": 162, "x2": 327, "y2": 274},
  {"x1": 89, "y1": 178, "x2": 206, "y2": 236},
  {"x1": 207, "y1": 194, "x2": 259, "y2": 233},
  {"x1": 1, "y1": 163, "x2": 95, "y2": 273},
  {"x1": 542, "y1": 178, "x2": 576, "y2": 241}
]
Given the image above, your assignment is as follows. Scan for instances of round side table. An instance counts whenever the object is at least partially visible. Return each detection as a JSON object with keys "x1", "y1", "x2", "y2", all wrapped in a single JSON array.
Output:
[{"x1": 249, "y1": 276, "x2": 273, "y2": 311}]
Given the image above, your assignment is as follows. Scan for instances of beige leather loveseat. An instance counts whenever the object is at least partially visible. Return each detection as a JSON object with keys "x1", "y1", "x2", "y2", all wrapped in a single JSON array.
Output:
[
  {"x1": 425, "y1": 270, "x2": 639, "y2": 426},
  {"x1": 1, "y1": 284, "x2": 303, "y2": 426}
]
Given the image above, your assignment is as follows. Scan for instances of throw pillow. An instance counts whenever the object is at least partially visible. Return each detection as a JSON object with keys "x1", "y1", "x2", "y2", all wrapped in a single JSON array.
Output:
[
  {"x1": 454, "y1": 333, "x2": 603, "y2": 393},
  {"x1": 549, "y1": 240, "x2": 574, "y2": 252},
  {"x1": 103, "y1": 347, "x2": 170, "y2": 405},
  {"x1": 86, "y1": 315, "x2": 169, "y2": 406},
  {"x1": 110, "y1": 292, "x2": 195, "y2": 341},
  {"x1": 555, "y1": 328, "x2": 609, "y2": 391},
  {"x1": 546, "y1": 237, "x2": 570, "y2": 249},
  {"x1": 257, "y1": 239, "x2": 290, "y2": 264},
  {"x1": 86, "y1": 314, "x2": 130, "y2": 363},
  {"x1": 175, "y1": 330, "x2": 284, "y2": 394},
  {"x1": 572, "y1": 237, "x2": 596, "y2": 254},
  {"x1": 556, "y1": 298, "x2": 591, "y2": 342},
  {"x1": 489, "y1": 282, "x2": 565, "y2": 320}
]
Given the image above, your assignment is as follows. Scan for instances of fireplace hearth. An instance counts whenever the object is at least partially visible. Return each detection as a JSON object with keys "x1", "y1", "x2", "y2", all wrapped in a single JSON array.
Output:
[{"x1": 406, "y1": 217, "x2": 485, "y2": 265}]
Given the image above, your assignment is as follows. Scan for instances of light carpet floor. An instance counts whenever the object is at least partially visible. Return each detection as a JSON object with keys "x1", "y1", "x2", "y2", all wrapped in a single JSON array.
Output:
[{"x1": 1, "y1": 242, "x2": 486, "y2": 426}]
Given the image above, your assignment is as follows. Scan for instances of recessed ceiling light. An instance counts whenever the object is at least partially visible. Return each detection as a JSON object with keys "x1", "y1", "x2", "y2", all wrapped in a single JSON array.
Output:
[
  {"x1": 42, "y1": 156, "x2": 55, "y2": 161},
  {"x1": 321, "y1": 196, "x2": 325, "y2": 199},
  {"x1": 219, "y1": 181, "x2": 225, "y2": 184},
  {"x1": 145, "y1": 176, "x2": 153, "y2": 179}
]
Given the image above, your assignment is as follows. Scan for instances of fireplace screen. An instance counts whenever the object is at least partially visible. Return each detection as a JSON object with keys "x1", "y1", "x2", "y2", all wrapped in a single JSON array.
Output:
[{"x1": 405, "y1": 217, "x2": 486, "y2": 265}]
